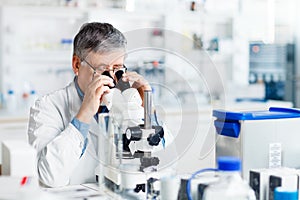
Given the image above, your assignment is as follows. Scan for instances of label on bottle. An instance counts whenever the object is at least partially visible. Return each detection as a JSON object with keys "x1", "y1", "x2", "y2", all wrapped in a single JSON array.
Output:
[{"x1": 269, "y1": 143, "x2": 281, "y2": 168}]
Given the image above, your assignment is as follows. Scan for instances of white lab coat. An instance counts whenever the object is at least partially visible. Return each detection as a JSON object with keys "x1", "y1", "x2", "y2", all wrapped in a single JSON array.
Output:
[
  {"x1": 28, "y1": 80, "x2": 175, "y2": 188},
  {"x1": 28, "y1": 81, "x2": 101, "y2": 187}
]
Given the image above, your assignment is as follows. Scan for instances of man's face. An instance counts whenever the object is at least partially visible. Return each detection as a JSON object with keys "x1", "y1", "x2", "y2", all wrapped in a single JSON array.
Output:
[{"x1": 76, "y1": 51, "x2": 125, "y2": 94}]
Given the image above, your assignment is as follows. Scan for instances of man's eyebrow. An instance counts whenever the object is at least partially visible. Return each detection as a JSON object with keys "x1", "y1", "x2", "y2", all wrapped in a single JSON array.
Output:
[
  {"x1": 113, "y1": 64, "x2": 124, "y2": 67},
  {"x1": 96, "y1": 63, "x2": 123, "y2": 67},
  {"x1": 96, "y1": 63, "x2": 109, "y2": 67}
]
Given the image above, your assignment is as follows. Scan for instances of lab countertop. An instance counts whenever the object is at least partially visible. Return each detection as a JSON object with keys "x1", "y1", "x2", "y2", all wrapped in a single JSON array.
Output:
[
  {"x1": 42, "y1": 183, "x2": 135, "y2": 200},
  {"x1": 0, "y1": 109, "x2": 29, "y2": 123},
  {"x1": 0, "y1": 179, "x2": 109, "y2": 200},
  {"x1": 42, "y1": 183, "x2": 108, "y2": 199}
]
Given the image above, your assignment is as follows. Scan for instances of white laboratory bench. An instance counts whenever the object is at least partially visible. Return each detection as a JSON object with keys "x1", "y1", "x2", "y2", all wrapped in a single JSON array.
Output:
[
  {"x1": 1, "y1": 180, "x2": 146, "y2": 200},
  {"x1": 43, "y1": 183, "x2": 163, "y2": 200},
  {"x1": 0, "y1": 100, "x2": 295, "y2": 199},
  {"x1": 42, "y1": 183, "x2": 111, "y2": 200},
  {"x1": 0, "y1": 178, "x2": 108, "y2": 200}
]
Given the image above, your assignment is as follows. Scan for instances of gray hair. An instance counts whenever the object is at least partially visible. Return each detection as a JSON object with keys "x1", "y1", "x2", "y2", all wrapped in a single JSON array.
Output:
[{"x1": 73, "y1": 22, "x2": 127, "y2": 60}]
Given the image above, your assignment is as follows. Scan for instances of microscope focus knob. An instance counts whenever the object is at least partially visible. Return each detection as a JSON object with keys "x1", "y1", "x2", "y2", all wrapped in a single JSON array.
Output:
[
  {"x1": 126, "y1": 126, "x2": 142, "y2": 141},
  {"x1": 147, "y1": 133, "x2": 161, "y2": 146},
  {"x1": 147, "y1": 125, "x2": 164, "y2": 146}
]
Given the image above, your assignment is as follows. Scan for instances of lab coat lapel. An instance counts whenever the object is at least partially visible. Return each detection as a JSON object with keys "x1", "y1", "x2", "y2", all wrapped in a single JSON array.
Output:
[
  {"x1": 66, "y1": 81, "x2": 99, "y2": 160},
  {"x1": 66, "y1": 81, "x2": 100, "y2": 137}
]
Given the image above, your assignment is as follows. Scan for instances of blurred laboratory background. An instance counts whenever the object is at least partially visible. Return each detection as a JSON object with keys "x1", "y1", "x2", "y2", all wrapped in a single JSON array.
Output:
[
  {"x1": 0, "y1": 0, "x2": 298, "y2": 109},
  {"x1": 0, "y1": 0, "x2": 298, "y2": 172}
]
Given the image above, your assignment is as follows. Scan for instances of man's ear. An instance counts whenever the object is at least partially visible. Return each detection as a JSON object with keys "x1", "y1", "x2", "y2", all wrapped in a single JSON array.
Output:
[{"x1": 72, "y1": 55, "x2": 81, "y2": 75}]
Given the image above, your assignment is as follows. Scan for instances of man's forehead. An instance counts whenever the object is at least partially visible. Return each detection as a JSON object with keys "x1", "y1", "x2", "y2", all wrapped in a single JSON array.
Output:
[{"x1": 91, "y1": 51, "x2": 125, "y2": 64}]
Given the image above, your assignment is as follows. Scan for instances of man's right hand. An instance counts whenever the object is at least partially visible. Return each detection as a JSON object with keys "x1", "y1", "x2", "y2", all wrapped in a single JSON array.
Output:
[{"x1": 76, "y1": 74, "x2": 114, "y2": 124}]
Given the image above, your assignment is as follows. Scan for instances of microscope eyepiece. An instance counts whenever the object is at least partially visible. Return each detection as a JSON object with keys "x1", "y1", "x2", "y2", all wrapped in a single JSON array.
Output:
[
  {"x1": 102, "y1": 71, "x2": 115, "y2": 89},
  {"x1": 115, "y1": 70, "x2": 123, "y2": 80},
  {"x1": 115, "y1": 70, "x2": 130, "y2": 91}
]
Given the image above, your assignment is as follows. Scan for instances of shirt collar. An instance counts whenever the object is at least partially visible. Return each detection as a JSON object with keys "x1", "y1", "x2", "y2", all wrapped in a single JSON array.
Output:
[{"x1": 74, "y1": 76, "x2": 84, "y2": 102}]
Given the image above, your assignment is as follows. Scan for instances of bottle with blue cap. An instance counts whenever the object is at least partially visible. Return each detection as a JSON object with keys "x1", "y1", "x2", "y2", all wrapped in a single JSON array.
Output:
[
  {"x1": 203, "y1": 156, "x2": 256, "y2": 200},
  {"x1": 0, "y1": 92, "x2": 3, "y2": 109},
  {"x1": 6, "y1": 89, "x2": 17, "y2": 112},
  {"x1": 29, "y1": 90, "x2": 38, "y2": 107}
]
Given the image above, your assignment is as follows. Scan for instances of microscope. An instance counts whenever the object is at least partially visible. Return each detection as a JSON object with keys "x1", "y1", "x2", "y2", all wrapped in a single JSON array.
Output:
[{"x1": 96, "y1": 70, "x2": 165, "y2": 197}]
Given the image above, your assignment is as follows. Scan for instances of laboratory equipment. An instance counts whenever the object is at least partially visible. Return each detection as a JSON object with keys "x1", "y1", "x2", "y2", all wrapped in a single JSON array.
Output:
[
  {"x1": 250, "y1": 167, "x2": 300, "y2": 200},
  {"x1": 269, "y1": 173, "x2": 298, "y2": 200},
  {"x1": 96, "y1": 78, "x2": 164, "y2": 198},
  {"x1": 249, "y1": 168, "x2": 274, "y2": 200},
  {"x1": 249, "y1": 43, "x2": 295, "y2": 105},
  {"x1": 203, "y1": 157, "x2": 255, "y2": 200},
  {"x1": 274, "y1": 187, "x2": 298, "y2": 200},
  {"x1": 2, "y1": 140, "x2": 37, "y2": 177},
  {"x1": 184, "y1": 169, "x2": 219, "y2": 200},
  {"x1": 213, "y1": 107, "x2": 300, "y2": 181},
  {"x1": 159, "y1": 176, "x2": 180, "y2": 200}
]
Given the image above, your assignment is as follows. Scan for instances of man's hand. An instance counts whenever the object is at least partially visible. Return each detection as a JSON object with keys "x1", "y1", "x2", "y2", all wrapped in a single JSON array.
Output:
[
  {"x1": 121, "y1": 71, "x2": 151, "y2": 106},
  {"x1": 76, "y1": 74, "x2": 114, "y2": 123},
  {"x1": 121, "y1": 71, "x2": 151, "y2": 91}
]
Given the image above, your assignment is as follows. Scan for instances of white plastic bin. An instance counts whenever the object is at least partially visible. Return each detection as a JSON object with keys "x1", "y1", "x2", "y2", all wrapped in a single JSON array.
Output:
[{"x1": 213, "y1": 107, "x2": 300, "y2": 181}]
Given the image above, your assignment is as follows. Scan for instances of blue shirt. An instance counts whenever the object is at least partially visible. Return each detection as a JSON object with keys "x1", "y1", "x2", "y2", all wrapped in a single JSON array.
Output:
[{"x1": 72, "y1": 77, "x2": 90, "y2": 157}]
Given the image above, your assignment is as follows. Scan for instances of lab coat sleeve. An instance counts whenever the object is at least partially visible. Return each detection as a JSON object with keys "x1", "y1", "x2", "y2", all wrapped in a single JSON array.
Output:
[{"x1": 28, "y1": 95, "x2": 84, "y2": 187}]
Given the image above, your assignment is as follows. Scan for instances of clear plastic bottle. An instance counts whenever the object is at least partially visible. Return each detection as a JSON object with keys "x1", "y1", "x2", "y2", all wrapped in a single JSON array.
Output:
[
  {"x1": 29, "y1": 90, "x2": 38, "y2": 107},
  {"x1": 6, "y1": 89, "x2": 17, "y2": 112},
  {"x1": 0, "y1": 92, "x2": 3, "y2": 109},
  {"x1": 203, "y1": 157, "x2": 256, "y2": 200}
]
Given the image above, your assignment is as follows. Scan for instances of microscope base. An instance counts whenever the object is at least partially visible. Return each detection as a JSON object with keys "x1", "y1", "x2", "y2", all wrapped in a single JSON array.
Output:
[{"x1": 96, "y1": 164, "x2": 160, "y2": 195}]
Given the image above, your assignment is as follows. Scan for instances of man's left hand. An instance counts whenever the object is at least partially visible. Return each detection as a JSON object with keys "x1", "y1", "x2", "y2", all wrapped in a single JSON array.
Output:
[{"x1": 121, "y1": 71, "x2": 151, "y2": 91}]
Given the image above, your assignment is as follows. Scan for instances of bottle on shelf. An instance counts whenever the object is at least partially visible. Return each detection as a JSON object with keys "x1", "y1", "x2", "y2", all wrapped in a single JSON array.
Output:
[
  {"x1": 20, "y1": 82, "x2": 38, "y2": 111},
  {"x1": 22, "y1": 89, "x2": 38, "y2": 111},
  {"x1": 29, "y1": 90, "x2": 38, "y2": 107},
  {"x1": 6, "y1": 89, "x2": 18, "y2": 113},
  {"x1": 203, "y1": 157, "x2": 256, "y2": 200},
  {"x1": 60, "y1": 38, "x2": 73, "y2": 50},
  {"x1": 0, "y1": 92, "x2": 3, "y2": 109},
  {"x1": 22, "y1": 91, "x2": 30, "y2": 110}
]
